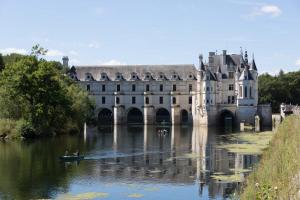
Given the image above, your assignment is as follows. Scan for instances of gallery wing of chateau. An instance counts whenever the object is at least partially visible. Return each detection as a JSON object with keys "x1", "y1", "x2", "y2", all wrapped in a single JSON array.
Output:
[{"x1": 65, "y1": 50, "x2": 271, "y2": 127}]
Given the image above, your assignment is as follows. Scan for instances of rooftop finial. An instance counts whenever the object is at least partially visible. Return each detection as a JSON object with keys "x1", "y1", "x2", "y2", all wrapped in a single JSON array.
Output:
[{"x1": 245, "y1": 50, "x2": 248, "y2": 64}]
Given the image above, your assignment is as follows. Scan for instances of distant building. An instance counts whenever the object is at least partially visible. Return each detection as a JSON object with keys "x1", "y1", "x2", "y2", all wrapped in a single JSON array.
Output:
[{"x1": 66, "y1": 49, "x2": 271, "y2": 126}]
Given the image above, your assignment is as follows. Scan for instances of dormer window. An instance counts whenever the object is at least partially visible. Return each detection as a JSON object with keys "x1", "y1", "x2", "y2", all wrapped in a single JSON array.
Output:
[
  {"x1": 130, "y1": 72, "x2": 139, "y2": 81},
  {"x1": 115, "y1": 72, "x2": 123, "y2": 81},
  {"x1": 173, "y1": 74, "x2": 177, "y2": 79},
  {"x1": 100, "y1": 73, "x2": 109, "y2": 81},
  {"x1": 158, "y1": 72, "x2": 166, "y2": 80},
  {"x1": 85, "y1": 73, "x2": 94, "y2": 81},
  {"x1": 144, "y1": 72, "x2": 152, "y2": 81}
]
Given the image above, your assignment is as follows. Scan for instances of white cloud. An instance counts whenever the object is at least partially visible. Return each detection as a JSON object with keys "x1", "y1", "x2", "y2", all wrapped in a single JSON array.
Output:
[
  {"x1": 246, "y1": 4, "x2": 282, "y2": 19},
  {"x1": 295, "y1": 59, "x2": 300, "y2": 66},
  {"x1": 46, "y1": 49, "x2": 64, "y2": 57},
  {"x1": 0, "y1": 48, "x2": 27, "y2": 55},
  {"x1": 88, "y1": 42, "x2": 100, "y2": 49},
  {"x1": 99, "y1": 59, "x2": 126, "y2": 65},
  {"x1": 260, "y1": 5, "x2": 282, "y2": 17}
]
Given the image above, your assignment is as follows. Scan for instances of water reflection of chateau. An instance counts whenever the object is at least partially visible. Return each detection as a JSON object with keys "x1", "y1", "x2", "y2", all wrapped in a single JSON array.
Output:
[{"x1": 84, "y1": 126, "x2": 258, "y2": 199}]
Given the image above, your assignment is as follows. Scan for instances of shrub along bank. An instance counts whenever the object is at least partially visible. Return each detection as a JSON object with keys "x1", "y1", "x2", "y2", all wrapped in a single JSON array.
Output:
[{"x1": 240, "y1": 115, "x2": 300, "y2": 199}]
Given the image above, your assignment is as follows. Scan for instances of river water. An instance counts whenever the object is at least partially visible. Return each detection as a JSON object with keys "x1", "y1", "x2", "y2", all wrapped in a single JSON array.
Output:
[{"x1": 0, "y1": 125, "x2": 259, "y2": 200}]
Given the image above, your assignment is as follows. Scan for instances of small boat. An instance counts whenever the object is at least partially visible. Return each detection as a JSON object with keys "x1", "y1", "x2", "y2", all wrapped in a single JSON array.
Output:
[{"x1": 59, "y1": 155, "x2": 84, "y2": 161}]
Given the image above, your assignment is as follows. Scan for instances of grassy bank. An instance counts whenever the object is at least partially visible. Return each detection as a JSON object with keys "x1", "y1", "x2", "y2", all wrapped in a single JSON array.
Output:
[{"x1": 240, "y1": 115, "x2": 300, "y2": 199}]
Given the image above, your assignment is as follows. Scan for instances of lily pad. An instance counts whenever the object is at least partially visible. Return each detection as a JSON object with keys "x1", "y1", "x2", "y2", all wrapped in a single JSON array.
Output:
[
  {"x1": 128, "y1": 193, "x2": 144, "y2": 198},
  {"x1": 56, "y1": 192, "x2": 109, "y2": 200}
]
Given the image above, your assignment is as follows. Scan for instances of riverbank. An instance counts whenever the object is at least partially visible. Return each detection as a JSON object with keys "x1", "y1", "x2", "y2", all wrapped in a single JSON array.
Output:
[{"x1": 240, "y1": 115, "x2": 300, "y2": 199}]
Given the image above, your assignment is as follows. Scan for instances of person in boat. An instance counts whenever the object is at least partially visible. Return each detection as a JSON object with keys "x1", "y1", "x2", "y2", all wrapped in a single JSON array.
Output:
[{"x1": 65, "y1": 150, "x2": 69, "y2": 156}]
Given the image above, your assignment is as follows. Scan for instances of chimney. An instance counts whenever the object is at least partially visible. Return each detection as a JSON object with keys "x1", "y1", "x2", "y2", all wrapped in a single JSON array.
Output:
[
  {"x1": 62, "y1": 56, "x2": 69, "y2": 67},
  {"x1": 222, "y1": 50, "x2": 227, "y2": 65},
  {"x1": 208, "y1": 52, "x2": 215, "y2": 67}
]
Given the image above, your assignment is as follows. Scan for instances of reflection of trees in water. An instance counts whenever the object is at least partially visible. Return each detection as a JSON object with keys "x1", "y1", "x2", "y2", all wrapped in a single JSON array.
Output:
[
  {"x1": 0, "y1": 126, "x2": 260, "y2": 199},
  {"x1": 0, "y1": 136, "x2": 92, "y2": 199}
]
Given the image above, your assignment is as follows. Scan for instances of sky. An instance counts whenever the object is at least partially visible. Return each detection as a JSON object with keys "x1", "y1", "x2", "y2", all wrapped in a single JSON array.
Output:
[{"x1": 1, "y1": 0, "x2": 300, "y2": 74}]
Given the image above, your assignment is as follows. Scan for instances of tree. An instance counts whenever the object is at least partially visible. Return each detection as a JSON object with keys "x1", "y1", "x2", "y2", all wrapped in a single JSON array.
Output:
[
  {"x1": 0, "y1": 53, "x2": 4, "y2": 71},
  {"x1": 30, "y1": 44, "x2": 48, "y2": 58},
  {"x1": 0, "y1": 52, "x2": 94, "y2": 137}
]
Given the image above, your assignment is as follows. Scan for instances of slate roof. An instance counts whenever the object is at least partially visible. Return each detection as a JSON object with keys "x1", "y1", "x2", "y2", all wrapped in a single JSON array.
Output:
[{"x1": 73, "y1": 64, "x2": 197, "y2": 81}]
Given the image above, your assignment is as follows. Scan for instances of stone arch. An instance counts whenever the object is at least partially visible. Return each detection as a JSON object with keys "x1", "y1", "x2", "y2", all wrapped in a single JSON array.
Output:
[
  {"x1": 98, "y1": 108, "x2": 113, "y2": 125},
  {"x1": 181, "y1": 109, "x2": 189, "y2": 124},
  {"x1": 219, "y1": 109, "x2": 235, "y2": 129},
  {"x1": 127, "y1": 107, "x2": 143, "y2": 124},
  {"x1": 156, "y1": 108, "x2": 171, "y2": 124}
]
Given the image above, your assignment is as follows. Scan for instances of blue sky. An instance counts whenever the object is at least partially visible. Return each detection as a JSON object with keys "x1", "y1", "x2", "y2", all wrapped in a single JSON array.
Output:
[{"x1": 1, "y1": 0, "x2": 300, "y2": 74}]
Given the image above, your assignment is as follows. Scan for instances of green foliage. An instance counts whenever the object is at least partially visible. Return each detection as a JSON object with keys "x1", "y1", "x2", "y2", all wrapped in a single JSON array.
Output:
[
  {"x1": 0, "y1": 46, "x2": 95, "y2": 138},
  {"x1": 258, "y1": 71, "x2": 300, "y2": 112},
  {"x1": 2, "y1": 53, "x2": 25, "y2": 69},
  {"x1": 30, "y1": 44, "x2": 48, "y2": 57},
  {"x1": 240, "y1": 115, "x2": 300, "y2": 199},
  {"x1": 0, "y1": 119, "x2": 18, "y2": 138},
  {"x1": 0, "y1": 53, "x2": 4, "y2": 71}
]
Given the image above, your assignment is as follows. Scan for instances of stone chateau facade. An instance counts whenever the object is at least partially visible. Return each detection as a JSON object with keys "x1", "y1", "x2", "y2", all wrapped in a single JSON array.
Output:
[{"x1": 66, "y1": 50, "x2": 271, "y2": 126}]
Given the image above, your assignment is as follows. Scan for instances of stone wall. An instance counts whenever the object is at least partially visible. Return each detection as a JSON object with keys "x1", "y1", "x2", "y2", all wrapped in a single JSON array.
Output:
[{"x1": 257, "y1": 104, "x2": 272, "y2": 127}]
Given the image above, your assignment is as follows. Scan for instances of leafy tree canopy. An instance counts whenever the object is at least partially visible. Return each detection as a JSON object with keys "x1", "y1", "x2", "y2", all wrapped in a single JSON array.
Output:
[
  {"x1": 0, "y1": 46, "x2": 95, "y2": 137},
  {"x1": 258, "y1": 71, "x2": 300, "y2": 112}
]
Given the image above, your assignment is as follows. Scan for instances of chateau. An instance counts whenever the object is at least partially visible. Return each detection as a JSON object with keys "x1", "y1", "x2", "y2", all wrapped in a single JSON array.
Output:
[{"x1": 66, "y1": 50, "x2": 271, "y2": 127}]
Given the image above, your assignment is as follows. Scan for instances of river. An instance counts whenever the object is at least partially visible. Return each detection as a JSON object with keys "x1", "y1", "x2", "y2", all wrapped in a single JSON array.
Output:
[{"x1": 0, "y1": 125, "x2": 260, "y2": 200}]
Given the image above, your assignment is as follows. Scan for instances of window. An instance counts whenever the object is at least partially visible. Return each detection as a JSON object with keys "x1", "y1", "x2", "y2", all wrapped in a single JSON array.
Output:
[
  {"x1": 239, "y1": 85, "x2": 242, "y2": 97},
  {"x1": 250, "y1": 86, "x2": 252, "y2": 98},
  {"x1": 189, "y1": 74, "x2": 193, "y2": 79},
  {"x1": 102, "y1": 85, "x2": 106, "y2": 92},
  {"x1": 145, "y1": 97, "x2": 149, "y2": 104},
  {"x1": 116, "y1": 97, "x2": 120, "y2": 104},
  {"x1": 189, "y1": 84, "x2": 192, "y2": 92},
  {"x1": 117, "y1": 84, "x2": 120, "y2": 92},
  {"x1": 102, "y1": 96, "x2": 105, "y2": 104},
  {"x1": 132, "y1": 96, "x2": 136, "y2": 104},
  {"x1": 173, "y1": 74, "x2": 177, "y2": 79},
  {"x1": 229, "y1": 84, "x2": 234, "y2": 91},
  {"x1": 172, "y1": 97, "x2": 176, "y2": 104},
  {"x1": 228, "y1": 96, "x2": 231, "y2": 104},
  {"x1": 189, "y1": 96, "x2": 192, "y2": 104},
  {"x1": 87, "y1": 84, "x2": 90, "y2": 91},
  {"x1": 231, "y1": 96, "x2": 235, "y2": 104},
  {"x1": 207, "y1": 87, "x2": 209, "y2": 92},
  {"x1": 159, "y1": 96, "x2": 163, "y2": 104},
  {"x1": 132, "y1": 84, "x2": 136, "y2": 92},
  {"x1": 206, "y1": 99, "x2": 209, "y2": 104},
  {"x1": 146, "y1": 84, "x2": 150, "y2": 92},
  {"x1": 229, "y1": 72, "x2": 234, "y2": 79},
  {"x1": 173, "y1": 84, "x2": 176, "y2": 91},
  {"x1": 102, "y1": 75, "x2": 106, "y2": 79},
  {"x1": 245, "y1": 86, "x2": 248, "y2": 98},
  {"x1": 160, "y1": 84, "x2": 163, "y2": 92}
]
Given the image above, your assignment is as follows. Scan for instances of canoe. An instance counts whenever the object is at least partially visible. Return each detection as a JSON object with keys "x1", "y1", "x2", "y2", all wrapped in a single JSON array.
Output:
[{"x1": 59, "y1": 155, "x2": 84, "y2": 161}]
